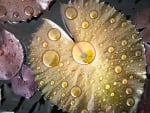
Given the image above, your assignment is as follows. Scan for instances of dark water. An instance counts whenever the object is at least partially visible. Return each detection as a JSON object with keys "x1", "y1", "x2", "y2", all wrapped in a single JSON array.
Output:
[{"x1": 0, "y1": 0, "x2": 150, "y2": 113}]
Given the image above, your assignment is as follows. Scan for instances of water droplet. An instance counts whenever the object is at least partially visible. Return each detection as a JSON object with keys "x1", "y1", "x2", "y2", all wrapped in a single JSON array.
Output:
[
  {"x1": 24, "y1": 6, "x2": 34, "y2": 16},
  {"x1": 70, "y1": 100, "x2": 75, "y2": 105},
  {"x1": 42, "y1": 42, "x2": 48, "y2": 48},
  {"x1": 126, "y1": 88, "x2": 133, "y2": 94},
  {"x1": 135, "y1": 50, "x2": 142, "y2": 57},
  {"x1": 108, "y1": 46, "x2": 114, "y2": 53},
  {"x1": 105, "y1": 84, "x2": 110, "y2": 90},
  {"x1": 48, "y1": 28, "x2": 61, "y2": 41},
  {"x1": 126, "y1": 98, "x2": 135, "y2": 107},
  {"x1": 50, "y1": 80, "x2": 55, "y2": 86},
  {"x1": 72, "y1": 42, "x2": 96, "y2": 64},
  {"x1": 121, "y1": 22, "x2": 127, "y2": 27},
  {"x1": 42, "y1": 50, "x2": 60, "y2": 67},
  {"x1": 13, "y1": 12, "x2": 19, "y2": 18},
  {"x1": 61, "y1": 93, "x2": 66, "y2": 97},
  {"x1": 99, "y1": 77, "x2": 103, "y2": 81},
  {"x1": 65, "y1": 7, "x2": 77, "y2": 20},
  {"x1": 110, "y1": 18, "x2": 116, "y2": 24},
  {"x1": 0, "y1": 6, "x2": 7, "y2": 17},
  {"x1": 121, "y1": 40, "x2": 128, "y2": 46},
  {"x1": 0, "y1": 49, "x2": 4, "y2": 56},
  {"x1": 115, "y1": 66, "x2": 122, "y2": 74},
  {"x1": 39, "y1": 80, "x2": 45, "y2": 86},
  {"x1": 89, "y1": 10, "x2": 98, "y2": 19},
  {"x1": 61, "y1": 81, "x2": 68, "y2": 88},
  {"x1": 81, "y1": 109, "x2": 89, "y2": 113},
  {"x1": 110, "y1": 92, "x2": 115, "y2": 97},
  {"x1": 113, "y1": 82, "x2": 117, "y2": 85},
  {"x1": 82, "y1": 21, "x2": 89, "y2": 29},
  {"x1": 71, "y1": 86, "x2": 82, "y2": 98},
  {"x1": 36, "y1": 36, "x2": 41, "y2": 41},
  {"x1": 122, "y1": 79, "x2": 128, "y2": 84},
  {"x1": 121, "y1": 54, "x2": 127, "y2": 60},
  {"x1": 59, "y1": 63, "x2": 64, "y2": 67},
  {"x1": 132, "y1": 33, "x2": 138, "y2": 39},
  {"x1": 36, "y1": 66, "x2": 41, "y2": 70}
]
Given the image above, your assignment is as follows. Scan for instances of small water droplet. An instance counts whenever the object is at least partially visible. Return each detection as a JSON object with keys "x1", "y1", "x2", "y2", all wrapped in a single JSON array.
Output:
[
  {"x1": 126, "y1": 88, "x2": 133, "y2": 94},
  {"x1": 115, "y1": 66, "x2": 122, "y2": 74},
  {"x1": 121, "y1": 22, "x2": 127, "y2": 27},
  {"x1": 82, "y1": 21, "x2": 89, "y2": 29},
  {"x1": 24, "y1": 6, "x2": 34, "y2": 16},
  {"x1": 61, "y1": 81, "x2": 68, "y2": 88},
  {"x1": 126, "y1": 98, "x2": 135, "y2": 107},
  {"x1": 42, "y1": 50, "x2": 60, "y2": 67},
  {"x1": 108, "y1": 46, "x2": 114, "y2": 53},
  {"x1": 42, "y1": 42, "x2": 48, "y2": 48},
  {"x1": 110, "y1": 18, "x2": 116, "y2": 24},
  {"x1": 13, "y1": 12, "x2": 19, "y2": 18},
  {"x1": 39, "y1": 80, "x2": 45, "y2": 86},
  {"x1": 121, "y1": 54, "x2": 127, "y2": 60},
  {"x1": 121, "y1": 40, "x2": 128, "y2": 46},
  {"x1": 89, "y1": 10, "x2": 98, "y2": 19},
  {"x1": 65, "y1": 7, "x2": 78, "y2": 20},
  {"x1": 36, "y1": 36, "x2": 41, "y2": 41},
  {"x1": 70, "y1": 100, "x2": 75, "y2": 105},
  {"x1": 132, "y1": 33, "x2": 138, "y2": 39},
  {"x1": 50, "y1": 80, "x2": 55, "y2": 86},
  {"x1": 110, "y1": 92, "x2": 115, "y2": 97},
  {"x1": 81, "y1": 109, "x2": 89, "y2": 113},
  {"x1": 61, "y1": 93, "x2": 66, "y2": 97},
  {"x1": 135, "y1": 50, "x2": 142, "y2": 57},
  {"x1": 48, "y1": 28, "x2": 61, "y2": 41},
  {"x1": 105, "y1": 84, "x2": 110, "y2": 90},
  {"x1": 71, "y1": 86, "x2": 82, "y2": 98},
  {"x1": 122, "y1": 79, "x2": 128, "y2": 84}
]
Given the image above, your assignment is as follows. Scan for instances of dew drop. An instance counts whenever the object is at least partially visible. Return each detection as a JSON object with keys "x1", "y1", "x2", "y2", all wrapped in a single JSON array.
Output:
[
  {"x1": 122, "y1": 79, "x2": 128, "y2": 84},
  {"x1": 132, "y1": 33, "x2": 138, "y2": 39},
  {"x1": 126, "y1": 98, "x2": 135, "y2": 107},
  {"x1": 42, "y1": 42, "x2": 48, "y2": 48},
  {"x1": 121, "y1": 40, "x2": 128, "y2": 46},
  {"x1": 48, "y1": 28, "x2": 61, "y2": 41},
  {"x1": 126, "y1": 88, "x2": 133, "y2": 95},
  {"x1": 81, "y1": 109, "x2": 89, "y2": 113},
  {"x1": 108, "y1": 46, "x2": 114, "y2": 53},
  {"x1": 70, "y1": 100, "x2": 75, "y2": 105},
  {"x1": 36, "y1": 36, "x2": 41, "y2": 41},
  {"x1": 121, "y1": 22, "x2": 127, "y2": 27},
  {"x1": 61, "y1": 93, "x2": 66, "y2": 97},
  {"x1": 0, "y1": 6, "x2": 7, "y2": 17},
  {"x1": 109, "y1": 18, "x2": 116, "y2": 24},
  {"x1": 61, "y1": 81, "x2": 68, "y2": 88},
  {"x1": 121, "y1": 54, "x2": 127, "y2": 60},
  {"x1": 115, "y1": 66, "x2": 122, "y2": 74},
  {"x1": 135, "y1": 50, "x2": 142, "y2": 57},
  {"x1": 89, "y1": 10, "x2": 98, "y2": 19},
  {"x1": 13, "y1": 12, "x2": 19, "y2": 18},
  {"x1": 24, "y1": 6, "x2": 34, "y2": 16},
  {"x1": 42, "y1": 50, "x2": 60, "y2": 67},
  {"x1": 105, "y1": 84, "x2": 111, "y2": 90},
  {"x1": 39, "y1": 80, "x2": 45, "y2": 86},
  {"x1": 110, "y1": 92, "x2": 115, "y2": 97},
  {"x1": 82, "y1": 21, "x2": 89, "y2": 29},
  {"x1": 50, "y1": 80, "x2": 55, "y2": 86},
  {"x1": 59, "y1": 63, "x2": 64, "y2": 67},
  {"x1": 71, "y1": 86, "x2": 82, "y2": 98},
  {"x1": 65, "y1": 7, "x2": 77, "y2": 20},
  {"x1": 72, "y1": 42, "x2": 96, "y2": 64}
]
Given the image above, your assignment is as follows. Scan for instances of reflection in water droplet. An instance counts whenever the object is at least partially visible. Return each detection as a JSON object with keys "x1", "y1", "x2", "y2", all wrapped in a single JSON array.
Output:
[
  {"x1": 126, "y1": 98, "x2": 135, "y2": 107},
  {"x1": 110, "y1": 18, "x2": 116, "y2": 24},
  {"x1": 61, "y1": 81, "x2": 68, "y2": 88},
  {"x1": 82, "y1": 21, "x2": 89, "y2": 29},
  {"x1": 81, "y1": 109, "x2": 89, "y2": 113},
  {"x1": 65, "y1": 7, "x2": 78, "y2": 20},
  {"x1": 126, "y1": 88, "x2": 133, "y2": 95},
  {"x1": 42, "y1": 50, "x2": 60, "y2": 67},
  {"x1": 71, "y1": 86, "x2": 82, "y2": 98},
  {"x1": 89, "y1": 10, "x2": 98, "y2": 19},
  {"x1": 24, "y1": 6, "x2": 34, "y2": 16},
  {"x1": 108, "y1": 46, "x2": 114, "y2": 53},
  {"x1": 48, "y1": 28, "x2": 61, "y2": 41},
  {"x1": 115, "y1": 66, "x2": 122, "y2": 74},
  {"x1": 72, "y1": 42, "x2": 96, "y2": 64}
]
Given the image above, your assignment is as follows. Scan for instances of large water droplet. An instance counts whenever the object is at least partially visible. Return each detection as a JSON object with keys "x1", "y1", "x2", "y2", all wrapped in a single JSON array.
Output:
[
  {"x1": 65, "y1": 7, "x2": 78, "y2": 20},
  {"x1": 71, "y1": 86, "x2": 82, "y2": 98}
]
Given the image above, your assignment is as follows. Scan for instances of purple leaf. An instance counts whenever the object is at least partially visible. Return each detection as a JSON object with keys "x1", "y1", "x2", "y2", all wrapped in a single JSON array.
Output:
[
  {"x1": 0, "y1": 29, "x2": 24, "y2": 80},
  {"x1": 11, "y1": 65, "x2": 38, "y2": 99}
]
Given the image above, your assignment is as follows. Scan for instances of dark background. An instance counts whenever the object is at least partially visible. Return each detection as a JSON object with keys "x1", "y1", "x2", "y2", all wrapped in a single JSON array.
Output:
[{"x1": 0, "y1": 0, "x2": 150, "y2": 113}]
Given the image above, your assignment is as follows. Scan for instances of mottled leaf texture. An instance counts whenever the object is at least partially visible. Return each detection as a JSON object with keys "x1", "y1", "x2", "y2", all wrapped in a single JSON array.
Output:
[
  {"x1": 0, "y1": 29, "x2": 23, "y2": 80},
  {"x1": 29, "y1": 0, "x2": 146, "y2": 113},
  {"x1": 0, "y1": 0, "x2": 54, "y2": 23}
]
